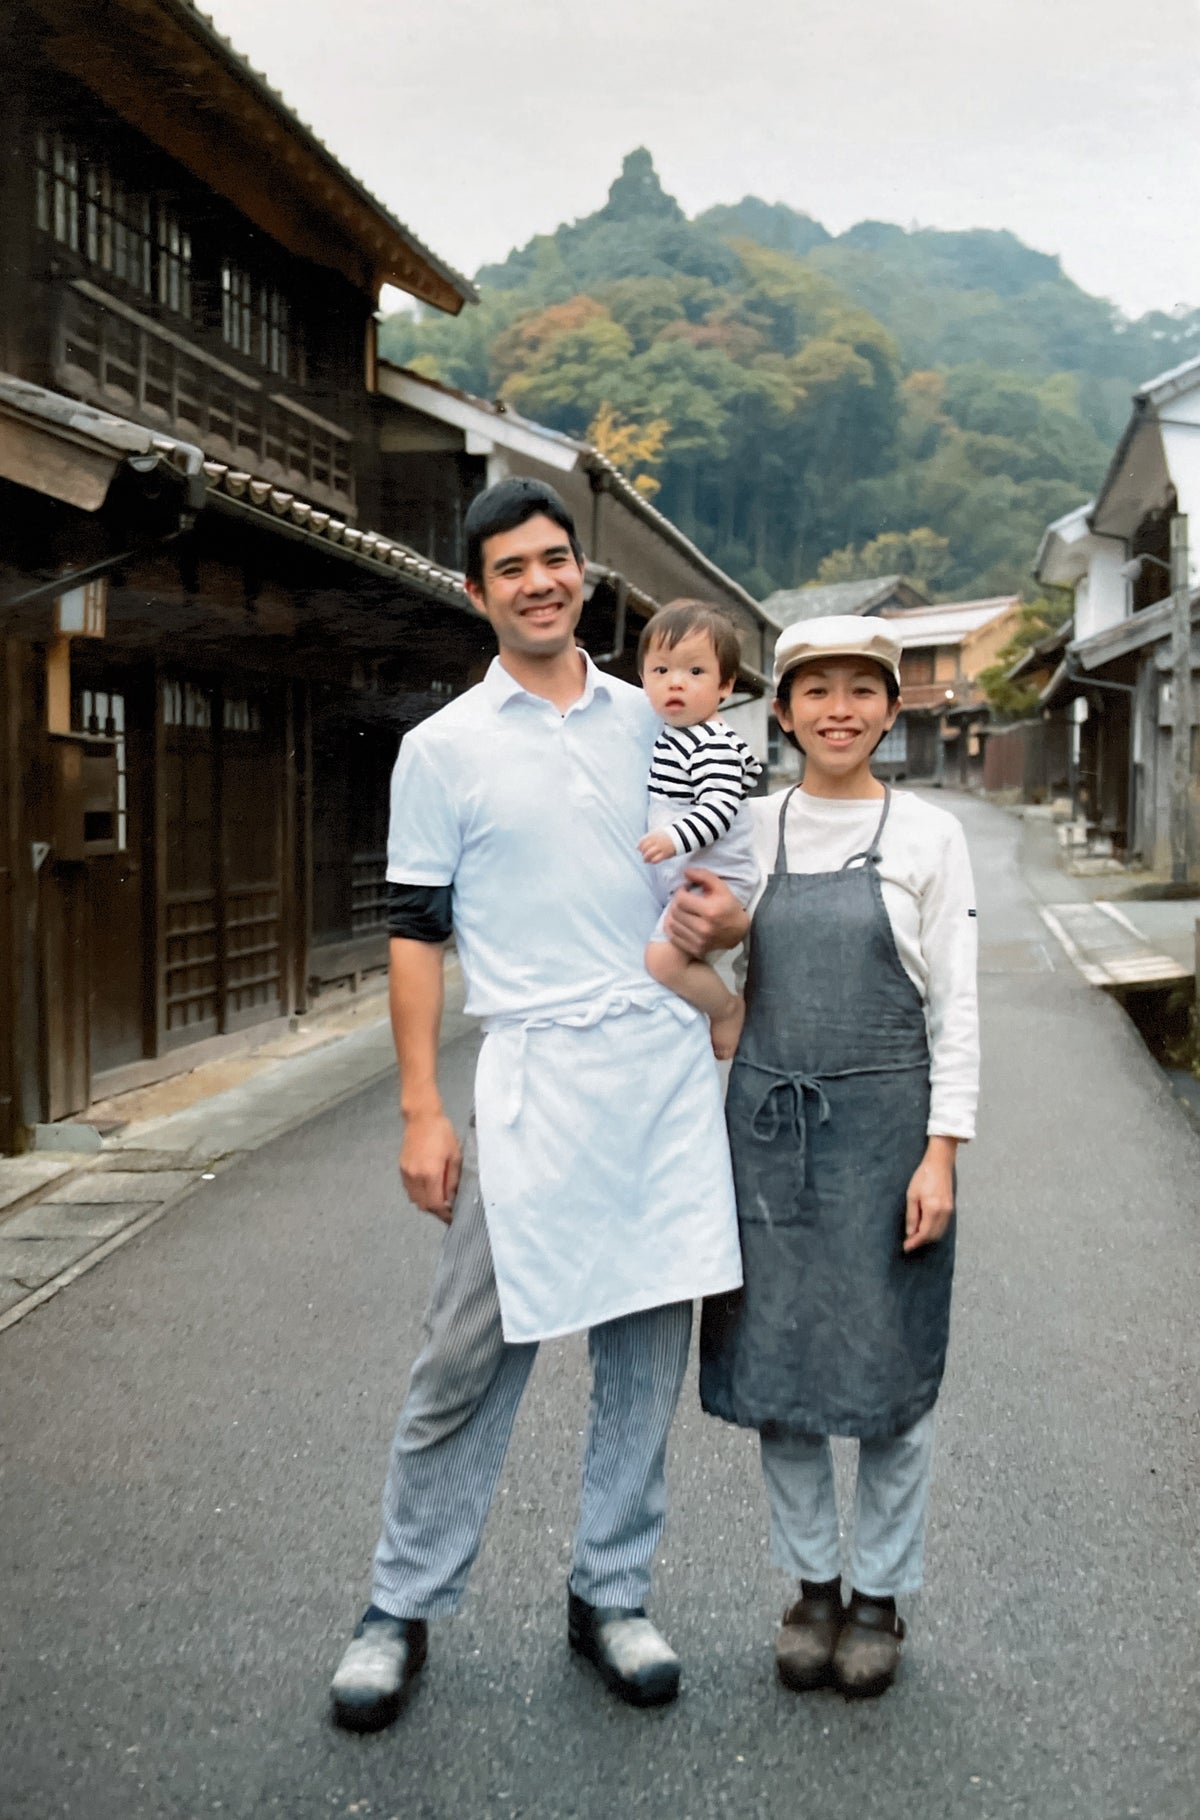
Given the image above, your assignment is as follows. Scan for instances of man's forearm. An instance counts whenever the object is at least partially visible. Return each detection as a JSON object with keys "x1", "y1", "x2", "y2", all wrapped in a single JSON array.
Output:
[{"x1": 389, "y1": 937, "x2": 446, "y2": 1118}]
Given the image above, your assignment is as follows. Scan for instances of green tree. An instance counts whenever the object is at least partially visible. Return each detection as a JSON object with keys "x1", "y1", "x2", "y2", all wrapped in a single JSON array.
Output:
[
  {"x1": 381, "y1": 151, "x2": 1174, "y2": 603},
  {"x1": 978, "y1": 596, "x2": 1073, "y2": 717},
  {"x1": 814, "y1": 528, "x2": 950, "y2": 589}
]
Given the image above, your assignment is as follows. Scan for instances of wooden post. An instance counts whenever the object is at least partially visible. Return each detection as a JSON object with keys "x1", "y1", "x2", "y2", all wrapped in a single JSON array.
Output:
[
  {"x1": 295, "y1": 683, "x2": 312, "y2": 1017},
  {"x1": 1170, "y1": 514, "x2": 1192, "y2": 884},
  {"x1": 281, "y1": 680, "x2": 298, "y2": 1019},
  {"x1": 0, "y1": 642, "x2": 20, "y2": 1152}
]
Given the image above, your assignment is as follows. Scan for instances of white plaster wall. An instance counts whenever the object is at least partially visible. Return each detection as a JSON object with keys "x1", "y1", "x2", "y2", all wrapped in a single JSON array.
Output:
[
  {"x1": 1075, "y1": 542, "x2": 1128, "y2": 641},
  {"x1": 1161, "y1": 400, "x2": 1200, "y2": 587},
  {"x1": 722, "y1": 696, "x2": 769, "y2": 767}
]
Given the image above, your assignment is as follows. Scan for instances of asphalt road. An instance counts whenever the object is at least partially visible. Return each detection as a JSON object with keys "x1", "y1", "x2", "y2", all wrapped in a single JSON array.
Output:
[{"x1": 2, "y1": 794, "x2": 1199, "y2": 1820}]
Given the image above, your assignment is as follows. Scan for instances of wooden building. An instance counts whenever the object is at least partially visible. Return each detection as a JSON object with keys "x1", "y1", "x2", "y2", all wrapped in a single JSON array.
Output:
[
  {"x1": 1033, "y1": 362, "x2": 1200, "y2": 872},
  {"x1": 0, "y1": 0, "x2": 482, "y2": 1154},
  {"x1": 0, "y1": 3, "x2": 772, "y2": 1157}
]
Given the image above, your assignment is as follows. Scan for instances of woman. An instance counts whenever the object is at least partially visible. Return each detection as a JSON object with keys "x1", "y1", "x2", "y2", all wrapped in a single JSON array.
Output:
[{"x1": 700, "y1": 614, "x2": 979, "y2": 1699}]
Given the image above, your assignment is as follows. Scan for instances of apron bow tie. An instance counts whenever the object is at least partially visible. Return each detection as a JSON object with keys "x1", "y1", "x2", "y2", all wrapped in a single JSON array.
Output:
[{"x1": 745, "y1": 1064, "x2": 832, "y2": 1185}]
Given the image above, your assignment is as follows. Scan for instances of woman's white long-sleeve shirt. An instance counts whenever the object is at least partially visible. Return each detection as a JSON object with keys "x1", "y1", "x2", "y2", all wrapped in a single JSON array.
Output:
[{"x1": 741, "y1": 788, "x2": 980, "y2": 1141}]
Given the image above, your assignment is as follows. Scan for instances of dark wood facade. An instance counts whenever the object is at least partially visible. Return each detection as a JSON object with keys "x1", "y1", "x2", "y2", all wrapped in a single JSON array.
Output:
[{"x1": 0, "y1": 4, "x2": 479, "y2": 1153}]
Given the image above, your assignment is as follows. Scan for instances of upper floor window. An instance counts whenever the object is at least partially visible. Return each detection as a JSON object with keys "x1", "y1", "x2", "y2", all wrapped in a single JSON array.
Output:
[
  {"x1": 901, "y1": 649, "x2": 935, "y2": 686},
  {"x1": 221, "y1": 260, "x2": 303, "y2": 381},
  {"x1": 36, "y1": 130, "x2": 81, "y2": 253},
  {"x1": 85, "y1": 165, "x2": 153, "y2": 295},
  {"x1": 35, "y1": 129, "x2": 192, "y2": 319}
]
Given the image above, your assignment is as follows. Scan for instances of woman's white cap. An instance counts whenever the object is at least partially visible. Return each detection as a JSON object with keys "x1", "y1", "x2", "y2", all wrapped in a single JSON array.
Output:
[{"x1": 773, "y1": 614, "x2": 902, "y2": 689}]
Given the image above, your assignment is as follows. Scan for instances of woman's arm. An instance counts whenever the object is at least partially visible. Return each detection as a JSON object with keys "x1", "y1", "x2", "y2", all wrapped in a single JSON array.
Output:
[
  {"x1": 904, "y1": 817, "x2": 978, "y2": 1250},
  {"x1": 920, "y1": 819, "x2": 980, "y2": 1143}
]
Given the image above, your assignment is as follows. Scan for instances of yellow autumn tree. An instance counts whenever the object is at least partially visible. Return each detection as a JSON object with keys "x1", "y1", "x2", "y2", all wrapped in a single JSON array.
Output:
[{"x1": 587, "y1": 402, "x2": 670, "y2": 498}]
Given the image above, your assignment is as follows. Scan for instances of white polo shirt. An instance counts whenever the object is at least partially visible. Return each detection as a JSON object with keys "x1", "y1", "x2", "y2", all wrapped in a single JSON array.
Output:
[{"x1": 386, "y1": 653, "x2": 666, "y2": 1019}]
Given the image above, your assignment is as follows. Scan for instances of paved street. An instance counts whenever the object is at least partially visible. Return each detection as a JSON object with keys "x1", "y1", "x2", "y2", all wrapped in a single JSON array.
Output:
[{"x1": 2, "y1": 793, "x2": 1198, "y2": 1820}]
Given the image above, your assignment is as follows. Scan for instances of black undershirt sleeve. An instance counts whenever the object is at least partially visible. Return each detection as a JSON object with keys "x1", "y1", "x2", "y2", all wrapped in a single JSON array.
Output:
[{"x1": 386, "y1": 881, "x2": 453, "y2": 943}]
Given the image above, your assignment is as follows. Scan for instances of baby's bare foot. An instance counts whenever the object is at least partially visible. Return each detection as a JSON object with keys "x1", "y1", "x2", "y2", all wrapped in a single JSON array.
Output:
[{"x1": 710, "y1": 994, "x2": 745, "y2": 1061}]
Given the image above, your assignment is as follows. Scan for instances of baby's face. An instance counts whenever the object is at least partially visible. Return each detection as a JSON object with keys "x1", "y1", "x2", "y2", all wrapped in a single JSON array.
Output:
[{"x1": 641, "y1": 630, "x2": 732, "y2": 729}]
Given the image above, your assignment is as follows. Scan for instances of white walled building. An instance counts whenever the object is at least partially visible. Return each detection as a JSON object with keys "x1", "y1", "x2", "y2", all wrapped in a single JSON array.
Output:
[{"x1": 1033, "y1": 355, "x2": 1200, "y2": 871}]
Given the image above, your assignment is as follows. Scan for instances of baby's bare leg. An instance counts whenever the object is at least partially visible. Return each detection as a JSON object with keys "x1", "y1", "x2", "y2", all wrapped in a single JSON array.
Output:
[{"x1": 645, "y1": 940, "x2": 746, "y2": 1060}]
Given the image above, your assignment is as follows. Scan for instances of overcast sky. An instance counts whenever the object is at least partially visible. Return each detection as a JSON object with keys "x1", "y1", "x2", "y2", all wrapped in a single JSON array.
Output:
[{"x1": 200, "y1": 0, "x2": 1200, "y2": 319}]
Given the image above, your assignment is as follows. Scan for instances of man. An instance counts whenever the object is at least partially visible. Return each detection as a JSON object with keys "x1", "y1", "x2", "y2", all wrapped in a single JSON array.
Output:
[{"x1": 330, "y1": 477, "x2": 748, "y2": 1731}]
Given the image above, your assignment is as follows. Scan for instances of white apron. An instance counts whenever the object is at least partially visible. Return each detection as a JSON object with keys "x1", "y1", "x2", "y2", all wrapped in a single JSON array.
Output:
[{"x1": 473, "y1": 985, "x2": 743, "y2": 1343}]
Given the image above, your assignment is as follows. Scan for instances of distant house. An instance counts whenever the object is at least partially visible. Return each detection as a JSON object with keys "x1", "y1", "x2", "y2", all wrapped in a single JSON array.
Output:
[
  {"x1": 876, "y1": 598, "x2": 1022, "y2": 784},
  {"x1": 1032, "y1": 355, "x2": 1200, "y2": 870}
]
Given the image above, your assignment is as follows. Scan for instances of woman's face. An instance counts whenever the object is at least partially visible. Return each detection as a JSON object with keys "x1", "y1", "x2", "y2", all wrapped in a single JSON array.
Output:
[{"x1": 775, "y1": 657, "x2": 899, "y2": 788}]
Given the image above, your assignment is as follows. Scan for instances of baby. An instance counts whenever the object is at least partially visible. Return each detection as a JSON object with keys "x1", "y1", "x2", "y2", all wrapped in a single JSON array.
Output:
[{"x1": 638, "y1": 600, "x2": 761, "y2": 1057}]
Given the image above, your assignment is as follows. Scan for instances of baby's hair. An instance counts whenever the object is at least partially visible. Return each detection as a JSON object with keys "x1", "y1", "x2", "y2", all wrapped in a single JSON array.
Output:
[{"x1": 637, "y1": 600, "x2": 742, "y2": 687}]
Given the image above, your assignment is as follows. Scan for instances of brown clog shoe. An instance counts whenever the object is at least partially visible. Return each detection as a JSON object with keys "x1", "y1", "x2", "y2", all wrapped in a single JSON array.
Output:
[
  {"x1": 774, "y1": 1584, "x2": 844, "y2": 1692},
  {"x1": 831, "y1": 1591, "x2": 905, "y2": 1699}
]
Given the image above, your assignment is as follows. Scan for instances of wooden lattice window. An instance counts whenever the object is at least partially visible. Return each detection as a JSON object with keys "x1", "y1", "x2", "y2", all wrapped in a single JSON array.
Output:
[
  {"x1": 35, "y1": 128, "x2": 191, "y2": 318},
  {"x1": 35, "y1": 130, "x2": 81, "y2": 252},
  {"x1": 156, "y1": 207, "x2": 192, "y2": 317},
  {"x1": 221, "y1": 259, "x2": 302, "y2": 381}
]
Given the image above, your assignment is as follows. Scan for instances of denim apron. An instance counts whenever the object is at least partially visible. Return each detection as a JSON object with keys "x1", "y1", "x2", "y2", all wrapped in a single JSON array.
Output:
[{"x1": 699, "y1": 787, "x2": 955, "y2": 1440}]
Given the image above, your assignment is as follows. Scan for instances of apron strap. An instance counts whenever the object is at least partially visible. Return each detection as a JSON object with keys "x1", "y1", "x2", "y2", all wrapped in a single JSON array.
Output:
[
  {"x1": 841, "y1": 786, "x2": 892, "y2": 870},
  {"x1": 776, "y1": 786, "x2": 893, "y2": 874},
  {"x1": 773, "y1": 785, "x2": 802, "y2": 874}
]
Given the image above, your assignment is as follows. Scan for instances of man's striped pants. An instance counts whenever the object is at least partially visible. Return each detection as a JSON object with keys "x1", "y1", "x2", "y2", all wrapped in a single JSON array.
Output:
[{"x1": 370, "y1": 1123, "x2": 693, "y2": 1619}]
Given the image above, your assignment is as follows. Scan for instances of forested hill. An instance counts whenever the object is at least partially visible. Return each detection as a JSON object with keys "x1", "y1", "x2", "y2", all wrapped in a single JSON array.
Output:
[{"x1": 379, "y1": 150, "x2": 1200, "y2": 601}]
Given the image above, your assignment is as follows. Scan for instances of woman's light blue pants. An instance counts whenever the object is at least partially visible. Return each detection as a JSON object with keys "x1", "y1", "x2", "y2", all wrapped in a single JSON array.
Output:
[{"x1": 759, "y1": 1407, "x2": 938, "y2": 1598}]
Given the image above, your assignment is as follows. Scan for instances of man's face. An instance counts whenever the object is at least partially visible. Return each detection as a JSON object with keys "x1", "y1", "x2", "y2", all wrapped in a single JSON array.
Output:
[{"x1": 465, "y1": 513, "x2": 585, "y2": 660}]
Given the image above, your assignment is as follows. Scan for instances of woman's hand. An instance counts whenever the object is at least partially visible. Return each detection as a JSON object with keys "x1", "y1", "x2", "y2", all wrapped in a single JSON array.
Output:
[{"x1": 903, "y1": 1135, "x2": 958, "y2": 1252}]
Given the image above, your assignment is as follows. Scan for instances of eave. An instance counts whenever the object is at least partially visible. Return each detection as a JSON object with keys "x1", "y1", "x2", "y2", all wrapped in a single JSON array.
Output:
[{"x1": 24, "y1": 0, "x2": 476, "y2": 314}]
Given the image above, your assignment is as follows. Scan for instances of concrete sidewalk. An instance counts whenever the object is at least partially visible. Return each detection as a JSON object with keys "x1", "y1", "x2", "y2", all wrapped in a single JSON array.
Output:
[
  {"x1": 1018, "y1": 805, "x2": 1199, "y2": 984},
  {"x1": 0, "y1": 957, "x2": 468, "y2": 1328}
]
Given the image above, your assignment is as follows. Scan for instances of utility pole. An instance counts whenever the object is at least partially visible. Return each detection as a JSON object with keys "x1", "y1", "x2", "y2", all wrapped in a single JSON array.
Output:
[{"x1": 1170, "y1": 514, "x2": 1193, "y2": 885}]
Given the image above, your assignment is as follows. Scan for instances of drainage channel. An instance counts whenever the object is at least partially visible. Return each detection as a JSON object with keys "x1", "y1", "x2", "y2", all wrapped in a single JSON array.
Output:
[
  {"x1": 1119, "y1": 979, "x2": 1200, "y2": 1132},
  {"x1": 1037, "y1": 900, "x2": 1200, "y2": 1133}
]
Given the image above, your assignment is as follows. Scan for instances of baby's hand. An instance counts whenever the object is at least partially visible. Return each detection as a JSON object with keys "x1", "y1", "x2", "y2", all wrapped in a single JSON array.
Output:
[{"x1": 638, "y1": 830, "x2": 676, "y2": 864}]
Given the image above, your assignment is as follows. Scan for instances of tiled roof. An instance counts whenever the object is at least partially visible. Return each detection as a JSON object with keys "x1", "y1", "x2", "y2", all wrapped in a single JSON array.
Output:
[
  {"x1": 199, "y1": 458, "x2": 468, "y2": 602},
  {"x1": 760, "y1": 575, "x2": 927, "y2": 630},
  {"x1": 1, "y1": 372, "x2": 470, "y2": 605},
  {"x1": 880, "y1": 597, "x2": 1019, "y2": 648}
]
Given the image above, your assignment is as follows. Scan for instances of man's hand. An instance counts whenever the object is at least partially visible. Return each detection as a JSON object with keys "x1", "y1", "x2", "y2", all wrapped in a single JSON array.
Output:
[
  {"x1": 663, "y1": 868, "x2": 749, "y2": 958},
  {"x1": 638, "y1": 830, "x2": 676, "y2": 865},
  {"x1": 903, "y1": 1136, "x2": 958, "y2": 1252},
  {"x1": 400, "y1": 1109, "x2": 462, "y2": 1224}
]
